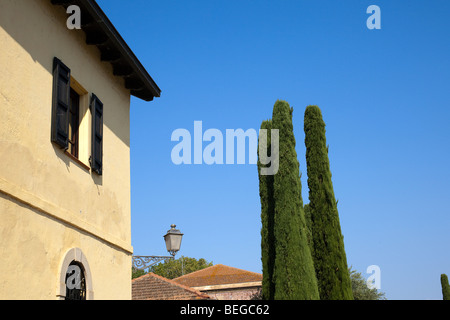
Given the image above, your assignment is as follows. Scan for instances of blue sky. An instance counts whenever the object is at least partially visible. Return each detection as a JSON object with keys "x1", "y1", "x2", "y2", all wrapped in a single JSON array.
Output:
[{"x1": 97, "y1": 0, "x2": 450, "y2": 299}]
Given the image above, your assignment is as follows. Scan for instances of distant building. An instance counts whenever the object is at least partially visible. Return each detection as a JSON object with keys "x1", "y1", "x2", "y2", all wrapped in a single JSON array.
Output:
[
  {"x1": 173, "y1": 264, "x2": 262, "y2": 300},
  {"x1": 132, "y1": 273, "x2": 210, "y2": 300},
  {"x1": 0, "y1": 0, "x2": 160, "y2": 299}
]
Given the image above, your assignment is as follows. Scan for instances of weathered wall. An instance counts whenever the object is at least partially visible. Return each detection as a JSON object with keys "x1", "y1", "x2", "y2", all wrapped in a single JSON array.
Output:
[
  {"x1": 0, "y1": 0, "x2": 133, "y2": 299},
  {"x1": 205, "y1": 288, "x2": 260, "y2": 300}
]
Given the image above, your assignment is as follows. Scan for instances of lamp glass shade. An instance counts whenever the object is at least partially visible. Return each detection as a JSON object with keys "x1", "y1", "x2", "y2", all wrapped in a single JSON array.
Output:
[{"x1": 164, "y1": 225, "x2": 183, "y2": 254}]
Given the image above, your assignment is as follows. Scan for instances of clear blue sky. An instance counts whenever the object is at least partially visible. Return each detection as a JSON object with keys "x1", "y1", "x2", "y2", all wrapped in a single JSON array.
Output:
[{"x1": 97, "y1": 0, "x2": 450, "y2": 299}]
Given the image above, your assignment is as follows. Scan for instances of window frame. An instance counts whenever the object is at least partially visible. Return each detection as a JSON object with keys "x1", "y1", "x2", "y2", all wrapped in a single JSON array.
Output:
[
  {"x1": 51, "y1": 57, "x2": 71, "y2": 150},
  {"x1": 90, "y1": 93, "x2": 103, "y2": 176},
  {"x1": 68, "y1": 88, "x2": 80, "y2": 159},
  {"x1": 57, "y1": 248, "x2": 94, "y2": 300},
  {"x1": 51, "y1": 57, "x2": 103, "y2": 174}
]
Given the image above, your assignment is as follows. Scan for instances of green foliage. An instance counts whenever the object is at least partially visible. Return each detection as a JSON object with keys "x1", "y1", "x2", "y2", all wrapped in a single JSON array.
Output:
[
  {"x1": 304, "y1": 105, "x2": 353, "y2": 300},
  {"x1": 441, "y1": 274, "x2": 450, "y2": 300},
  {"x1": 349, "y1": 267, "x2": 386, "y2": 300},
  {"x1": 132, "y1": 256, "x2": 213, "y2": 280},
  {"x1": 257, "y1": 119, "x2": 275, "y2": 300},
  {"x1": 270, "y1": 100, "x2": 319, "y2": 300},
  {"x1": 151, "y1": 256, "x2": 212, "y2": 279},
  {"x1": 132, "y1": 268, "x2": 147, "y2": 280},
  {"x1": 303, "y1": 203, "x2": 314, "y2": 256}
]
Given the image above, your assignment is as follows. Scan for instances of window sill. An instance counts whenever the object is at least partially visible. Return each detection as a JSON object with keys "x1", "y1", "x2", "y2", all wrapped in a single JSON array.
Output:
[{"x1": 64, "y1": 151, "x2": 91, "y2": 172}]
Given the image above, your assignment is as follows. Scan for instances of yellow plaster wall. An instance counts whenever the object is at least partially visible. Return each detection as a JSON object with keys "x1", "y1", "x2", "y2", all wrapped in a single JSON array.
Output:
[{"x1": 0, "y1": 0, "x2": 134, "y2": 299}]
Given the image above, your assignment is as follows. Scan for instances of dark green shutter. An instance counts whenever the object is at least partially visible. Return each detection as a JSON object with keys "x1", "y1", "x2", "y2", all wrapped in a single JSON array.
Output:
[
  {"x1": 51, "y1": 57, "x2": 71, "y2": 149},
  {"x1": 90, "y1": 94, "x2": 103, "y2": 175}
]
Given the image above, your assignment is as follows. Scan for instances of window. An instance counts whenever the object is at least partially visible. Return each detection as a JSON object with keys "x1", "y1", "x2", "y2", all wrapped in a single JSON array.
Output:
[
  {"x1": 68, "y1": 88, "x2": 80, "y2": 158},
  {"x1": 51, "y1": 58, "x2": 70, "y2": 149},
  {"x1": 51, "y1": 57, "x2": 103, "y2": 175},
  {"x1": 57, "y1": 248, "x2": 93, "y2": 300},
  {"x1": 65, "y1": 261, "x2": 86, "y2": 300},
  {"x1": 90, "y1": 94, "x2": 103, "y2": 175}
]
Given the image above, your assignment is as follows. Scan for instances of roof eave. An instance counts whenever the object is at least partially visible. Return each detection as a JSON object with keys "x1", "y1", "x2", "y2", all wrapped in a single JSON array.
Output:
[{"x1": 51, "y1": 0, "x2": 161, "y2": 102}]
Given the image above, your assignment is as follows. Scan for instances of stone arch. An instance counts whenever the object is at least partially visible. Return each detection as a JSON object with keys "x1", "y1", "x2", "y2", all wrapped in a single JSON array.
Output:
[{"x1": 56, "y1": 248, "x2": 94, "y2": 300}]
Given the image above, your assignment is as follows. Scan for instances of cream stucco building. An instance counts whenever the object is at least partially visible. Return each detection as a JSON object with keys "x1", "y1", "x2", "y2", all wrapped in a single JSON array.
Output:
[{"x1": 0, "y1": 0, "x2": 160, "y2": 299}]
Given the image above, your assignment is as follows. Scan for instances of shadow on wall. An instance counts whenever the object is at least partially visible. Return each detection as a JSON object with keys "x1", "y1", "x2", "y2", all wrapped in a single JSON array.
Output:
[{"x1": 51, "y1": 144, "x2": 103, "y2": 186}]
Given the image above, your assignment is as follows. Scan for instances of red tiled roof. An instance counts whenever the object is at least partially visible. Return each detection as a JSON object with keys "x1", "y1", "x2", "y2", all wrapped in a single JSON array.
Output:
[
  {"x1": 172, "y1": 264, "x2": 262, "y2": 288},
  {"x1": 132, "y1": 273, "x2": 210, "y2": 300}
]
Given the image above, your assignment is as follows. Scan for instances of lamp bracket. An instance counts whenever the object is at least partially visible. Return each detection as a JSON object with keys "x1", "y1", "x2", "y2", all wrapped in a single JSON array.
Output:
[{"x1": 132, "y1": 255, "x2": 174, "y2": 271}]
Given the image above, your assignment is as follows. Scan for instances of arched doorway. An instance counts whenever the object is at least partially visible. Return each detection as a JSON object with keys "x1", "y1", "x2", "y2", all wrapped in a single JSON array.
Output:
[
  {"x1": 65, "y1": 261, "x2": 86, "y2": 300},
  {"x1": 57, "y1": 248, "x2": 93, "y2": 300}
]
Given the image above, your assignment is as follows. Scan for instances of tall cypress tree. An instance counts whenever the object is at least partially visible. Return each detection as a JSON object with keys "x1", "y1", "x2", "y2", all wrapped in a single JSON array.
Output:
[
  {"x1": 258, "y1": 119, "x2": 275, "y2": 300},
  {"x1": 441, "y1": 274, "x2": 450, "y2": 300},
  {"x1": 304, "y1": 105, "x2": 353, "y2": 300},
  {"x1": 271, "y1": 100, "x2": 319, "y2": 300},
  {"x1": 303, "y1": 203, "x2": 314, "y2": 256}
]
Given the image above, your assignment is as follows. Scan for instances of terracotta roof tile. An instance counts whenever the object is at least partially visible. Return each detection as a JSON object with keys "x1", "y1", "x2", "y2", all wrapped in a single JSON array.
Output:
[
  {"x1": 132, "y1": 273, "x2": 210, "y2": 300},
  {"x1": 172, "y1": 264, "x2": 262, "y2": 288}
]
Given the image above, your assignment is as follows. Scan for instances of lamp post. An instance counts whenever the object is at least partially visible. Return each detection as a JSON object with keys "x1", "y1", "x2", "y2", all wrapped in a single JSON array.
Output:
[{"x1": 132, "y1": 224, "x2": 183, "y2": 272}]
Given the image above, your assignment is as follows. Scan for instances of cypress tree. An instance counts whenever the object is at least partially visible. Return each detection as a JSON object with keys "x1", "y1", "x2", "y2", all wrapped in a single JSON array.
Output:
[
  {"x1": 303, "y1": 203, "x2": 314, "y2": 256},
  {"x1": 258, "y1": 119, "x2": 275, "y2": 300},
  {"x1": 271, "y1": 100, "x2": 319, "y2": 300},
  {"x1": 304, "y1": 105, "x2": 353, "y2": 300},
  {"x1": 441, "y1": 274, "x2": 450, "y2": 300}
]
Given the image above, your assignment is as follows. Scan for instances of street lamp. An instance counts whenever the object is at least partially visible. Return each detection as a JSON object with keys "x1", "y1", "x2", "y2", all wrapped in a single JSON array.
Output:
[
  {"x1": 164, "y1": 224, "x2": 184, "y2": 257},
  {"x1": 132, "y1": 224, "x2": 183, "y2": 272}
]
